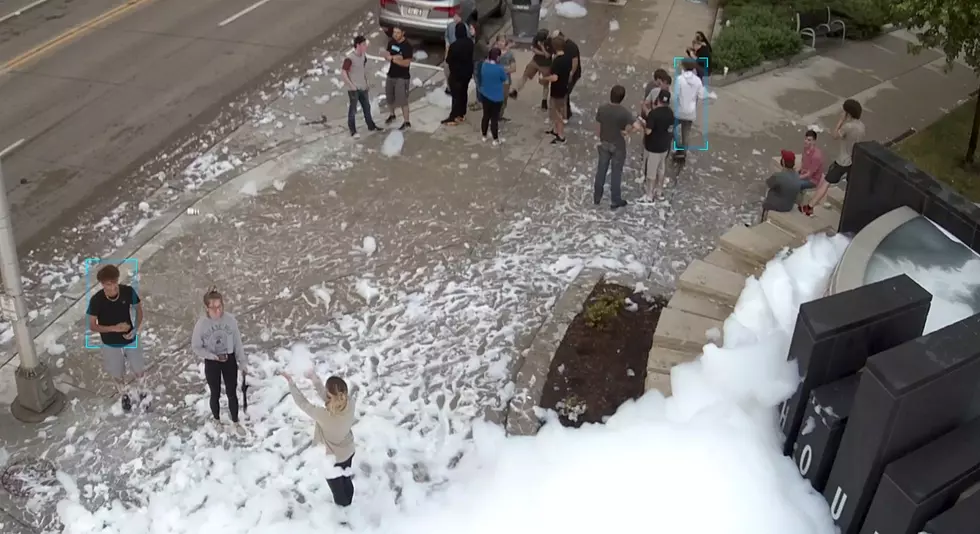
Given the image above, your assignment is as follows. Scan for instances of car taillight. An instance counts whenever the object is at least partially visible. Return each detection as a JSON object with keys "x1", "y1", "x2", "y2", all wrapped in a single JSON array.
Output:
[
  {"x1": 380, "y1": 0, "x2": 397, "y2": 6},
  {"x1": 434, "y1": 5, "x2": 458, "y2": 16}
]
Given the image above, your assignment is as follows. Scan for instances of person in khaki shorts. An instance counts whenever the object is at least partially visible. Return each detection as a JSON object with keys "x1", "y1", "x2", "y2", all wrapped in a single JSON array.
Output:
[
  {"x1": 508, "y1": 28, "x2": 552, "y2": 110},
  {"x1": 641, "y1": 89, "x2": 674, "y2": 201},
  {"x1": 383, "y1": 26, "x2": 414, "y2": 130},
  {"x1": 542, "y1": 35, "x2": 572, "y2": 143},
  {"x1": 86, "y1": 264, "x2": 145, "y2": 413}
]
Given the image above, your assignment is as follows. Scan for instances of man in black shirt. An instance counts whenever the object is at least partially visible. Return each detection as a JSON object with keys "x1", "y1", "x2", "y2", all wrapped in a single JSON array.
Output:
[
  {"x1": 86, "y1": 264, "x2": 145, "y2": 412},
  {"x1": 509, "y1": 28, "x2": 553, "y2": 110},
  {"x1": 642, "y1": 89, "x2": 674, "y2": 201},
  {"x1": 383, "y1": 26, "x2": 414, "y2": 130},
  {"x1": 552, "y1": 31, "x2": 582, "y2": 119},
  {"x1": 543, "y1": 35, "x2": 573, "y2": 143}
]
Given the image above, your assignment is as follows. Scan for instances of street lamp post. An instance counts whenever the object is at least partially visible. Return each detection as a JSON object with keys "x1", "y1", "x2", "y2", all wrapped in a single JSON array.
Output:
[{"x1": 0, "y1": 139, "x2": 65, "y2": 422}]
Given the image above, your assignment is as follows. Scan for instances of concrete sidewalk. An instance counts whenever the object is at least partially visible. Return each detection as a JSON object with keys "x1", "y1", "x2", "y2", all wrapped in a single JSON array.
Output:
[{"x1": 1, "y1": 3, "x2": 978, "y2": 531}]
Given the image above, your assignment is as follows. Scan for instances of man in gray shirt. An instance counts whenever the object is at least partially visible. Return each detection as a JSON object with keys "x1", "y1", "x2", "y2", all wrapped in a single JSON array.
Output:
[
  {"x1": 762, "y1": 150, "x2": 808, "y2": 221},
  {"x1": 804, "y1": 98, "x2": 866, "y2": 211},
  {"x1": 594, "y1": 84, "x2": 637, "y2": 210}
]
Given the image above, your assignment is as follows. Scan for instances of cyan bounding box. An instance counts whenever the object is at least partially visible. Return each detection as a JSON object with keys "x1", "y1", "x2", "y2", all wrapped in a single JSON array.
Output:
[
  {"x1": 671, "y1": 56, "x2": 710, "y2": 152},
  {"x1": 84, "y1": 258, "x2": 140, "y2": 350}
]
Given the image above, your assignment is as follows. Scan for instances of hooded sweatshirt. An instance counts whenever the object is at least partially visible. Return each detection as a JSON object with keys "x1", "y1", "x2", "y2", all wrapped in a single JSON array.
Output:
[
  {"x1": 192, "y1": 312, "x2": 247, "y2": 370},
  {"x1": 288, "y1": 381, "x2": 356, "y2": 463},
  {"x1": 446, "y1": 23, "x2": 475, "y2": 82},
  {"x1": 673, "y1": 70, "x2": 707, "y2": 122}
]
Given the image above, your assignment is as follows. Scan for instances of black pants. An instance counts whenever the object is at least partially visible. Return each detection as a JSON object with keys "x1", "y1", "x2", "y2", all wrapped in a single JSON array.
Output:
[
  {"x1": 205, "y1": 355, "x2": 239, "y2": 423},
  {"x1": 327, "y1": 454, "x2": 355, "y2": 507},
  {"x1": 566, "y1": 75, "x2": 580, "y2": 117},
  {"x1": 826, "y1": 161, "x2": 850, "y2": 184},
  {"x1": 481, "y1": 99, "x2": 502, "y2": 140},
  {"x1": 449, "y1": 76, "x2": 470, "y2": 120}
]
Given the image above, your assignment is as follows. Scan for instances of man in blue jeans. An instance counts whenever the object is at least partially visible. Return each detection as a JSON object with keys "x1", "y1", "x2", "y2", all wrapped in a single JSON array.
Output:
[
  {"x1": 341, "y1": 35, "x2": 381, "y2": 138},
  {"x1": 593, "y1": 85, "x2": 637, "y2": 210}
]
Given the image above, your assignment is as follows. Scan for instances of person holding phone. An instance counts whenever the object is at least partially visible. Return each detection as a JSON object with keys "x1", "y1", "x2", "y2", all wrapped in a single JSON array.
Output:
[{"x1": 192, "y1": 286, "x2": 247, "y2": 432}]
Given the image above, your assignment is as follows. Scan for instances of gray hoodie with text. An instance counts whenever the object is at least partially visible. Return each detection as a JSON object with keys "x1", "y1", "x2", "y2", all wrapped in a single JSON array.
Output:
[{"x1": 192, "y1": 313, "x2": 247, "y2": 370}]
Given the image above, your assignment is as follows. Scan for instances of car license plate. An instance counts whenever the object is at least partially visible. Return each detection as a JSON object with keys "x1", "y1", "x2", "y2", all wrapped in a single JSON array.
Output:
[{"x1": 401, "y1": 6, "x2": 427, "y2": 17}]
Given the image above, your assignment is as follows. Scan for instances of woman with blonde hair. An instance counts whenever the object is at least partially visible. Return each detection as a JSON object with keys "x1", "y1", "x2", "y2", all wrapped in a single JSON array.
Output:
[
  {"x1": 192, "y1": 286, "x2": 246, "y2": 431},
  {"x1": 279, "y1": 369, "x2": 357, "y2": 506}
]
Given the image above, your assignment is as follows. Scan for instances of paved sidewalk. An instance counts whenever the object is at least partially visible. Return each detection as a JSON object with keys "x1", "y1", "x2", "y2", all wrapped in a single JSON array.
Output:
[{"x1": 1, "y1": 3, "x2": 978, "y2": 531}]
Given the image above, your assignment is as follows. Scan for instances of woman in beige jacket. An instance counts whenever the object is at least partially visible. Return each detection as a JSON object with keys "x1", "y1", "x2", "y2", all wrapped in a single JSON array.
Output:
[{"x1": 280, "y1": 369, "x2": 357, "y2": 506}]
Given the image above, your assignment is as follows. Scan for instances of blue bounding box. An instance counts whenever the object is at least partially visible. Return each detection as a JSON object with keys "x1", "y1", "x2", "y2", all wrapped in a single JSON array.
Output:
[
  {"x1": 84, "y1": 258, "x2": 140, "y2": 350},
  {"x1": 671, "y1": 56, "x2": 710, "y2": 152}
]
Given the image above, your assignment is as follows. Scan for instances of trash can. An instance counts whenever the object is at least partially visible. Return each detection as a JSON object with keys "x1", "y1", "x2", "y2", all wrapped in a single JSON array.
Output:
[{"x1": 509, "y1": 0, "x2": 542, "y2": 43}]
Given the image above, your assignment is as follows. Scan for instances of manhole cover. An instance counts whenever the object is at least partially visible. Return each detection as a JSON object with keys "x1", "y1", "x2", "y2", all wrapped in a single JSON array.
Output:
[{"x1": 1, "y1": 457, "x2": 58, "y2": 498}]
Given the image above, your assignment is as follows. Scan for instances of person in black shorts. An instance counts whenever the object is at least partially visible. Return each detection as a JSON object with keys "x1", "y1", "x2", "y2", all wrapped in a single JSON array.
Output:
[
  {"x1": 543, "y1": 35, "x2": 573, "y2": 143},
  {"x1": 551, "y1": 31, "x2": 582, "y2": 119},
  {"x1": 383, "y1": 26, "x2": 413, "y2": 130},
  {"x1": 509, "y1": 28, "x2": 553, "y2": 110}
]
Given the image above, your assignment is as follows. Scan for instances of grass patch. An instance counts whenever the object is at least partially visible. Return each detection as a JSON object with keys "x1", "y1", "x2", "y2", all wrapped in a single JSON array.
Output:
[{"x1": 894, "y1": 98, "x2": 980, "y2": 203}]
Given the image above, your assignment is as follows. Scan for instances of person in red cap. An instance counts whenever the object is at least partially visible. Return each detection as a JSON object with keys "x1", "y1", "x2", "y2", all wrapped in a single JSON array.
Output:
[{"x1": 762, "y1": 150, "x2": 807, "y2": 222}]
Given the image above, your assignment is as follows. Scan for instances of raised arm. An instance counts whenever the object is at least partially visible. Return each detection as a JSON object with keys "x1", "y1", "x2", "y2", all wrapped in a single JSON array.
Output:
[{"x1": 286, "y1": 379, "x2": 331, "y2": 422}]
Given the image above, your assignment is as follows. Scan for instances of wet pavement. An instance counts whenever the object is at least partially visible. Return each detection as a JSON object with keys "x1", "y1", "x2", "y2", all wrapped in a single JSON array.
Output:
[{"x1": 1, "y1": 1, "x2": 979, "y2": 530}]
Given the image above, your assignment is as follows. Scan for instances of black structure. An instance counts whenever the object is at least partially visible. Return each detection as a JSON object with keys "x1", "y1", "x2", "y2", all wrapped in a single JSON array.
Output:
[
  {"x1": 922, "y1": 486, "x2": 980, "y2": 534},
  {"x1": 821, "y1": 314, "x2": 980, "y2": 534},
  {"x1": 778, "y1": 275, "x2": 931, "y2": 455},
  {"x1": 792, "y1": 374, "x2": 859, "y2": 492},
  {"x1": 839, "y1": 141, "x2": 980, "y2": 250},
  {"x1": 860, "y1": 416, "x2": 980, "y2": 534}
]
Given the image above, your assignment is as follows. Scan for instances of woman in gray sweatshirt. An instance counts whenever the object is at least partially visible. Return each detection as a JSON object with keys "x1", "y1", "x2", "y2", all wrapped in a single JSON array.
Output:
[
  {"x1": 279, "y1": 369, "x2": 357, "y2": 507},
  {"x1": 192, "y1": 287, "x2": 246, "y2": 427}
]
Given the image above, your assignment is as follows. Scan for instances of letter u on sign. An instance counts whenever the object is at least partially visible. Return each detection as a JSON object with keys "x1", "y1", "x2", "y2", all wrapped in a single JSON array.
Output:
[{"x1": 830, "y1": 487, "x2": 847, "y2": 520}]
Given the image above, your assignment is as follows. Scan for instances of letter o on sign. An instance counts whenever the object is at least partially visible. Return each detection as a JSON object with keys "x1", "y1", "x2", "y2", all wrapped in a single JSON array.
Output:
[{"x1": 798, "y1": 444, "x2": 812, "y2": 476}]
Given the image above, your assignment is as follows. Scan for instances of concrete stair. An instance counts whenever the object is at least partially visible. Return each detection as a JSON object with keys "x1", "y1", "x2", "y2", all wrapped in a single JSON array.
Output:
[{"x1": 644, "y1": 187, "x2": 845, "y2": 396}]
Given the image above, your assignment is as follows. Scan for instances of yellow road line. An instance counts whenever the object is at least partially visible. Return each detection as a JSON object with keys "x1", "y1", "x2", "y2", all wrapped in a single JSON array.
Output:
[{"x1": 0, "y1": 0, "x2": 156, "y2": 75}]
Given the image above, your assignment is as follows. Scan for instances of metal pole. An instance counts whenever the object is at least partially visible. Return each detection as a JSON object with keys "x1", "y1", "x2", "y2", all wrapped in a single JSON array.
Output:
[
  {"x1": 0, "y1": 139, "x2": 37, "y2": 369},
  {"x1": 0, "y1": 139, "x2": 64, "y2": 422}
]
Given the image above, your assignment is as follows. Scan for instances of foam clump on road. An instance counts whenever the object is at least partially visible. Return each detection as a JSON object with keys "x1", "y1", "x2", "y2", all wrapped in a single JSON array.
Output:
[
  {"x1": 55, "y1": 233, "x2": 848, "y2": 534},
  {"x1": 555, "y1": 1, "x2": 588, "y2": 18},
  {"x1": 381, "y1": 131, "x2": 405, "y2": 157}
]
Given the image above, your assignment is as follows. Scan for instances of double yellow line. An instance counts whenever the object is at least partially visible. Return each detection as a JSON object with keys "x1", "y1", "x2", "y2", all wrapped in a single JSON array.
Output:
[{"x1": 0, "y1": 0, "x2": 156, "y2": 75}]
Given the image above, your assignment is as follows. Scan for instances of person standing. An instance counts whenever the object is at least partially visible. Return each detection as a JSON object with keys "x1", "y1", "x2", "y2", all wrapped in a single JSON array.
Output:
[
  {"x1": 383, "y1": 26, "x2": 414, "y2": 130},
  {"x1": 443, "y1": 6, "x2": 475, "y2": 94},
  {"x1": 342, "y1": 35, "x2": 381, "y2": 138},
  {"x1": 686, "y1": 31, "x2": 712, "y2": 79},
  {"x1": 509, "y1": 28, "x2": 553, "y2": 110},
  {"x1": 552, "y1": 31, "x2": 581, "y2": 120},
  {"x1": 442, "y1": 22, "x2": 475, "y2": 125},
  {"x1": 192, "y1": 286, "x2": 247, "y2": 432},
  {"x1": 804, "y1": 99, "x2": 866, "y2": 211},
  {"x1": 280, "y1": 370, "x2": 357, "y2": 507},
  {"x1": 641, "y1": 69, "x2": 672, "y2": 119},
  {"x1": 641, "y1": 90, "x2": 674, "y2": 201},
  {"x1": 494, "y1": 36, "x2": 517, "y2": 121},
  {"x1": 543, "y1": 35, "x2": 573, "y2": 144},
  {"x1": 86, "y1": 264, "x2": 145, "y2": 412},
  {"x1": 594, "y1": 84, "x2": 637, "y2": 209},
  {"x1": 673, "y1": 58, "x2": 708, "y2": 161},
  {"x1": 479, "y1": 47, "x2": 508, "y2": 145}
]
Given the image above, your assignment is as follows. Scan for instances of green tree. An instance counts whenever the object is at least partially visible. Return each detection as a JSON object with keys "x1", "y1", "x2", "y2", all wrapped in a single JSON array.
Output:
[{"x1": 894, "y1": 0, "x2": 980, "y2": 162}]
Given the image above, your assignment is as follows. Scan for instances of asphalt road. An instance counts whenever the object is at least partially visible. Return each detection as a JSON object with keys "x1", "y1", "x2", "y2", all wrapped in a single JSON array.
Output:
[{"x1": 0, "y1": 0, "x2": 381, "y2": 249}]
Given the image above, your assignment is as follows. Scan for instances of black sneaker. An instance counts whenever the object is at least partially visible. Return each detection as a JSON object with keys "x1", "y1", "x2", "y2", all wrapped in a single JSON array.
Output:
[
  {"x1": 499, "y1": 117, "x2": 511, "y2": 122},
  {"x1": 540, "y1": 99, "x2": 548, "y2": 110},
  {"x1": 611, "y1": 200, "x2": 628, "y2": 210},
  {"x1": 593, "y1": 197, "x2": 601, "y2": 206},
  {"x1": 509, "y1": 90, "x2": 518, "y2": 99},
  {"x1": 367, "y1": 125, "x2": 383, "y2": 132},
  {"x1": 551, "y1": 136, "x2": 565, "y2": 144},
  {"x1": 385, "y1": 114, "x2": 397, "y2": 125},
  {"x1": 121, "y1": 394, "x2": 132, "y2": 412},
  {"x1": 399, "y1": 121, "x2": 412, "y2": 130}
]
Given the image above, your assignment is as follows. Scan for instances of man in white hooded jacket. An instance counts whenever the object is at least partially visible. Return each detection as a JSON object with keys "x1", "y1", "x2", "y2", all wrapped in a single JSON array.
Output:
[{"x1": 673, "y1": 58, "x2": 708, "y2": 159}]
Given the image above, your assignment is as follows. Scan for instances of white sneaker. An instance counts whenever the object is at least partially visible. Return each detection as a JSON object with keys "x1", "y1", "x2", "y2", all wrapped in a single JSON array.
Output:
[
  {"x1": 492, "y1": 139, "x2": 500, "y2": 147},
  {"x1": 637, "y1": 195, "x2": 654, "y2": 203},
  {"x1": 352, "y1": 133, "x2": 361, "y2": 139},
  {"x1": 482, "y1": 136, "x2": 488, "y2": 143}
]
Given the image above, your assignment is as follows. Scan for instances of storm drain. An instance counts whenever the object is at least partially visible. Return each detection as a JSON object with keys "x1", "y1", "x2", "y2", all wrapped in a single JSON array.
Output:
[{"x1": 1, "y1": 457, "x2": 57, "y2": 498}]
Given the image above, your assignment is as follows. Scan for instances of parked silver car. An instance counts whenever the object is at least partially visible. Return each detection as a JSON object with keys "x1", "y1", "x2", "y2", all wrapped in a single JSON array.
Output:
[{"x1": 378, "y1": 0, "x2": 506, "y2": 41}]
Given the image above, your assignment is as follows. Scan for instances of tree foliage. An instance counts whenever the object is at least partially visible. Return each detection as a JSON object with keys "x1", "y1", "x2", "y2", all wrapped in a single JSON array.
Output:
[{"x1": 893, "y1": 0, "x2": 980, "y2": 73}]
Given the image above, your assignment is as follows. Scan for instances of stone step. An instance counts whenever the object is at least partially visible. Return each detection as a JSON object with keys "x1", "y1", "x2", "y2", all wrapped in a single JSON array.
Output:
[
  {"x1": 719, "y1": 222, "x2": 800, "y2": 267},
  {"x1": 676, "y1": 260, "x2": 745, "y2": 305},
  {"x1": 703, "y1": 248, "x2": 762, "y2": 278},
  {"x1": 668, "y1": 288, "x2": 734, "y2": 321},
  {"x1": 647, "y1": 343, "x2": 699, "y2": 375},
  {"x1": 644, "y1": 371, "x2": 673, "y2": 396},
  {"x1": 767, "y1": 204, "x2": 840, "y2": 240},
  {"x1": 653, "y1": 307, "x2": 722, "y2": 354},
  {"x1": 827, "y1": 186, "x2": 845, "y2": 210}
]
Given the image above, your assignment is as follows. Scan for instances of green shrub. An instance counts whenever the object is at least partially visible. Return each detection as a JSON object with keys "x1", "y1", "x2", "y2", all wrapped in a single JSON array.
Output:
[
  {"x1": 713, "y1": 26, "x2": 764, "y2": 72},
  {"x1": 828, "y1": 0, "x2": 893, "y2": 40},
  {"x1": 713, "y1": 5, "x2": 802, "y2": 72}
]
